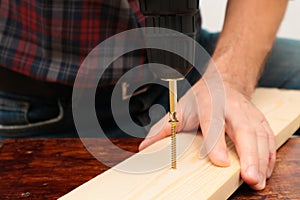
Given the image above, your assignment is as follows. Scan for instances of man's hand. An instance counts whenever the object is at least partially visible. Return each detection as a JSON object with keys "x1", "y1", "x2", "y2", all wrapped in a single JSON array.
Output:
[
  {"x1": 140, "y1": 0, "x2": 287, "y2": 190},
  {"x1": 139, "y1": 79, "x2": 276, "y2": 190}
]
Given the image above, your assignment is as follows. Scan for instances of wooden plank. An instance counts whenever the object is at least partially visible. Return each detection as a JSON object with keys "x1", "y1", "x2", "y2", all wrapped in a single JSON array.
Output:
[{"x1": 59, "y1": 88, "x2": 300, "y2": 200}]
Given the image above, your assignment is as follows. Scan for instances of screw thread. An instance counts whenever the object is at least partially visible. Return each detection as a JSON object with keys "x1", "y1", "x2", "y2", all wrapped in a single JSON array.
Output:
[{"x1": 171, "y1": 123, "x2": 177, "y2": 169}]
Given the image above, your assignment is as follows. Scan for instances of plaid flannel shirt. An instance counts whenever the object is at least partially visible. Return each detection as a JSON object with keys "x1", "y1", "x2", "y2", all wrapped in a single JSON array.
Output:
[{"x1": 0, "y1": 0, "x2": 201, "y2": 86}]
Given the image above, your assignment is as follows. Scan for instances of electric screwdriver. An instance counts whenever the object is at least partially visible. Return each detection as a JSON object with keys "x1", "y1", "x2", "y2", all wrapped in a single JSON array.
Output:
[{"x1": 139, "y1": 0, "x2": 200, "y2": 169}]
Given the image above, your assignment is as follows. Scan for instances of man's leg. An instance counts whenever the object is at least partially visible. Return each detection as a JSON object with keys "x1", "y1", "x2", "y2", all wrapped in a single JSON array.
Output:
[
  {"x1": 258, "y1": 38, "x2": 300, "y2": 89},
  {"x1": 258, "y1": 38, "x2": 300, "y2": 135},
  {"x1": 197, "y1": 29, "x2": 300, "y2": 89},
  {"x1": 0, "y1": 91, "x2": 77, "y2": 138}
]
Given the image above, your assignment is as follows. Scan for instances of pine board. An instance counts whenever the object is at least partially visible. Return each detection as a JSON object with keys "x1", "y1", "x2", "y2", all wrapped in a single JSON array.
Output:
[{"x1": 59, "y1": 88, "x2": 300, "y2": 200}]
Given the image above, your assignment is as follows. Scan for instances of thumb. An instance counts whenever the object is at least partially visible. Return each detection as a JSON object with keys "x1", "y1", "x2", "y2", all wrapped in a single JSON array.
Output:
[{"x1": 139, "y1": 115, "x2": 176, "y2": 151}]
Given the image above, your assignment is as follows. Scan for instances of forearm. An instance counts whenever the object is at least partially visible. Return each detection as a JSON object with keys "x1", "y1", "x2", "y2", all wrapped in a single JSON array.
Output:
[{"x1": 212, "y1": 0, "x2": 288, "y2": 97}]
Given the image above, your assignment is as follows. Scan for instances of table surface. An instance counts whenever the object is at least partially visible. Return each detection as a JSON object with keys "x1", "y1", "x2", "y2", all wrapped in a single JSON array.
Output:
[{"x1": 0, "y1": 137, "x2": 299, "y2": 200}]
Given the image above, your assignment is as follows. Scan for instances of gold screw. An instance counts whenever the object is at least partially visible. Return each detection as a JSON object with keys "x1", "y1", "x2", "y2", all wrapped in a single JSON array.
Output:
[{"x1": 168, "y1": 80, "x2": 178, "y2": 169}]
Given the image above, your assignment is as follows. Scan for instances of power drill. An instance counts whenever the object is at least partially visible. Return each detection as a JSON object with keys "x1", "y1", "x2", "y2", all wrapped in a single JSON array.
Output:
[{"x1": 139, "y1": 0, "x2": 200, "y2": 169}]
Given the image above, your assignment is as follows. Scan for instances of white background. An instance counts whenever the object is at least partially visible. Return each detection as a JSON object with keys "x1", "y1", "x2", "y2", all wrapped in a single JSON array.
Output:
[{"x1": 200, "y1": 0, "x2": 300, "y2": 40}]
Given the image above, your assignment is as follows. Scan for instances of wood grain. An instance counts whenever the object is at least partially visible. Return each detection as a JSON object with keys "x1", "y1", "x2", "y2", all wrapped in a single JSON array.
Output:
[
  {"x1": 0, "y1": 138, "x2": 299, "y2": 199},
  {"x1": 0, "y1": 138, "x2": 142, "y2": 200},
  {"x1": 230, "y1": 137, "x2": 300, "y2": 199},
  {"x1": 59, "y1": 88, "x2": 300, "y2": 200},
  {"x1": 0, "y1": 140, "x2": 3, "y2": 151}
]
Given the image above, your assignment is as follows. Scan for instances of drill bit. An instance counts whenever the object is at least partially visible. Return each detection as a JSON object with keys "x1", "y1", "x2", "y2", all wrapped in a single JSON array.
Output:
[{"x1": 168, "y1": 80, "x2": 178, "y2": 169}]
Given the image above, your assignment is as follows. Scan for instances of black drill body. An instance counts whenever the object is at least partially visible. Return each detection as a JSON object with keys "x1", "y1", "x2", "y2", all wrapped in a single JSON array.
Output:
[{"x1": 139, "y1": 0, "x2": 199, "y2": 80}]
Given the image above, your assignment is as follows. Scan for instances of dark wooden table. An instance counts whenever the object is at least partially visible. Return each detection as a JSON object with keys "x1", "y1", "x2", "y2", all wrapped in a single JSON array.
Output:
[{"x1": 0, "y1": 137, "x2": 299, "y2": 200}]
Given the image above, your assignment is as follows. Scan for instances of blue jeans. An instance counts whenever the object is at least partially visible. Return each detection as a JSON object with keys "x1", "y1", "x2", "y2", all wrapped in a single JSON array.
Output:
[
  {"x1": 197, "y1": 30, "x2": 300, "y2": 90},
  {"x1": 1, "y1": 30, "x2": 300, "y2": 138},
  {"x1": 0, "y1": 92, "x2": 77, "y2": 138},
  {"x1": 0, "y1": 84, "x2": 167, "y2": 138}
]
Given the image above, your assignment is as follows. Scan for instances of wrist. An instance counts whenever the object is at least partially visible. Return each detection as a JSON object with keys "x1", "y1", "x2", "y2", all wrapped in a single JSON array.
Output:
[
  {"x1": 209, "y1": 30, "x2": 273, "y2": 98},
  {"x1": 211, "y1": 54, "x2": 258, "y2": 98},
  {"x1": 222, "y1": 78, "x2": 255, "y2": 99}
]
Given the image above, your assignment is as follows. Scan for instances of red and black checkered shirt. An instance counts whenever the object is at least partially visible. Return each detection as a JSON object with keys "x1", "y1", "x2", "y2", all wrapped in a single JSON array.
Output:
[{"x1": 0, "y1": 0, "x2": 201, "y2": 86}]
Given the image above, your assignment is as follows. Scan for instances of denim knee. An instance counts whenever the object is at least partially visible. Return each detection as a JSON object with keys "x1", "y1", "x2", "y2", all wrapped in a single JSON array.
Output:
[
  {"x1": 0, "y1": 91, "x2": 74, "y2": 138},
  {"x1": 258, "y1": 38, "x2": 300, "y2": 90}
]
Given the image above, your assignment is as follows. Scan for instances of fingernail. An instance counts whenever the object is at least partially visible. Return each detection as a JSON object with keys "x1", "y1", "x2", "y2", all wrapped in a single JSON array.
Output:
[
  {"x1": 257, "y1": 173, "x2": 266, "y2": 190},
  {"x1": 247, "y1": 166, "x2": 259, "y2": 182},
  {"x1": 266, "y1": 168, "x2": 272, "y2": 178},
  {"x1": 139, "y1": 141, "x2": 146, "y2": 151},
  {"x1": 219, "y1": 151, "x2": 230, "y2": 166},
  {"x1": 139, "y1": 139, "x2": 152, "y2": 150}
]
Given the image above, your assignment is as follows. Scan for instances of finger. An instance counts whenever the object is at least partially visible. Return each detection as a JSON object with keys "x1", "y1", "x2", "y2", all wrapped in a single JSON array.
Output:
[
  {"x1": 139, "y1": 97, "x2": 186, "y2": 151},
  {"x1": 139, "y1": 115, "x2": 171, "y2": 151},
  {"x1": 203, "y1": 124, "x2": 230, "y2": 167},
  {"x1": 250, "y1": 123, "x2": 269, "y2": 190},
  {"x1": 262, "y1": 120, "x2": 276, "y2": 178},
  {"x1": 199, "y1": 103, "x2": 229, "y2": 167},
  {"x1": 233, "y1": 126, "x2": 260, "y2": 186},
  {"x1": 197, "y1": 85, "x2": 229, "y2": 167}
]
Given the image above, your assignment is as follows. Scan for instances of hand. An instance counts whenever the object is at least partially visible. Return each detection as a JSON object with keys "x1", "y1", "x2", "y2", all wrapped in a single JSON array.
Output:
[{"x1": 139, "y1": 79, "x2": 276, "y2": 190}]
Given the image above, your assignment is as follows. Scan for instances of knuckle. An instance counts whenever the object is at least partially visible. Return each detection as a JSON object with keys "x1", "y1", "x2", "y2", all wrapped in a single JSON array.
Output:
[
  {"x1": 268, "y1": 131, "x2": 275, "y2": 141},
  {"x1": 256, "y1": 130, "x2": 269, "y2": 139},
  {"x1": 237, "y1": 126, "x2": 256, "y2": 136},
  {"x1": 230, "y1": 99, "x2": 242, "y2": 110},
  {"x1": 259, "y1": 157, "x2": 269, "y2": 167}
]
